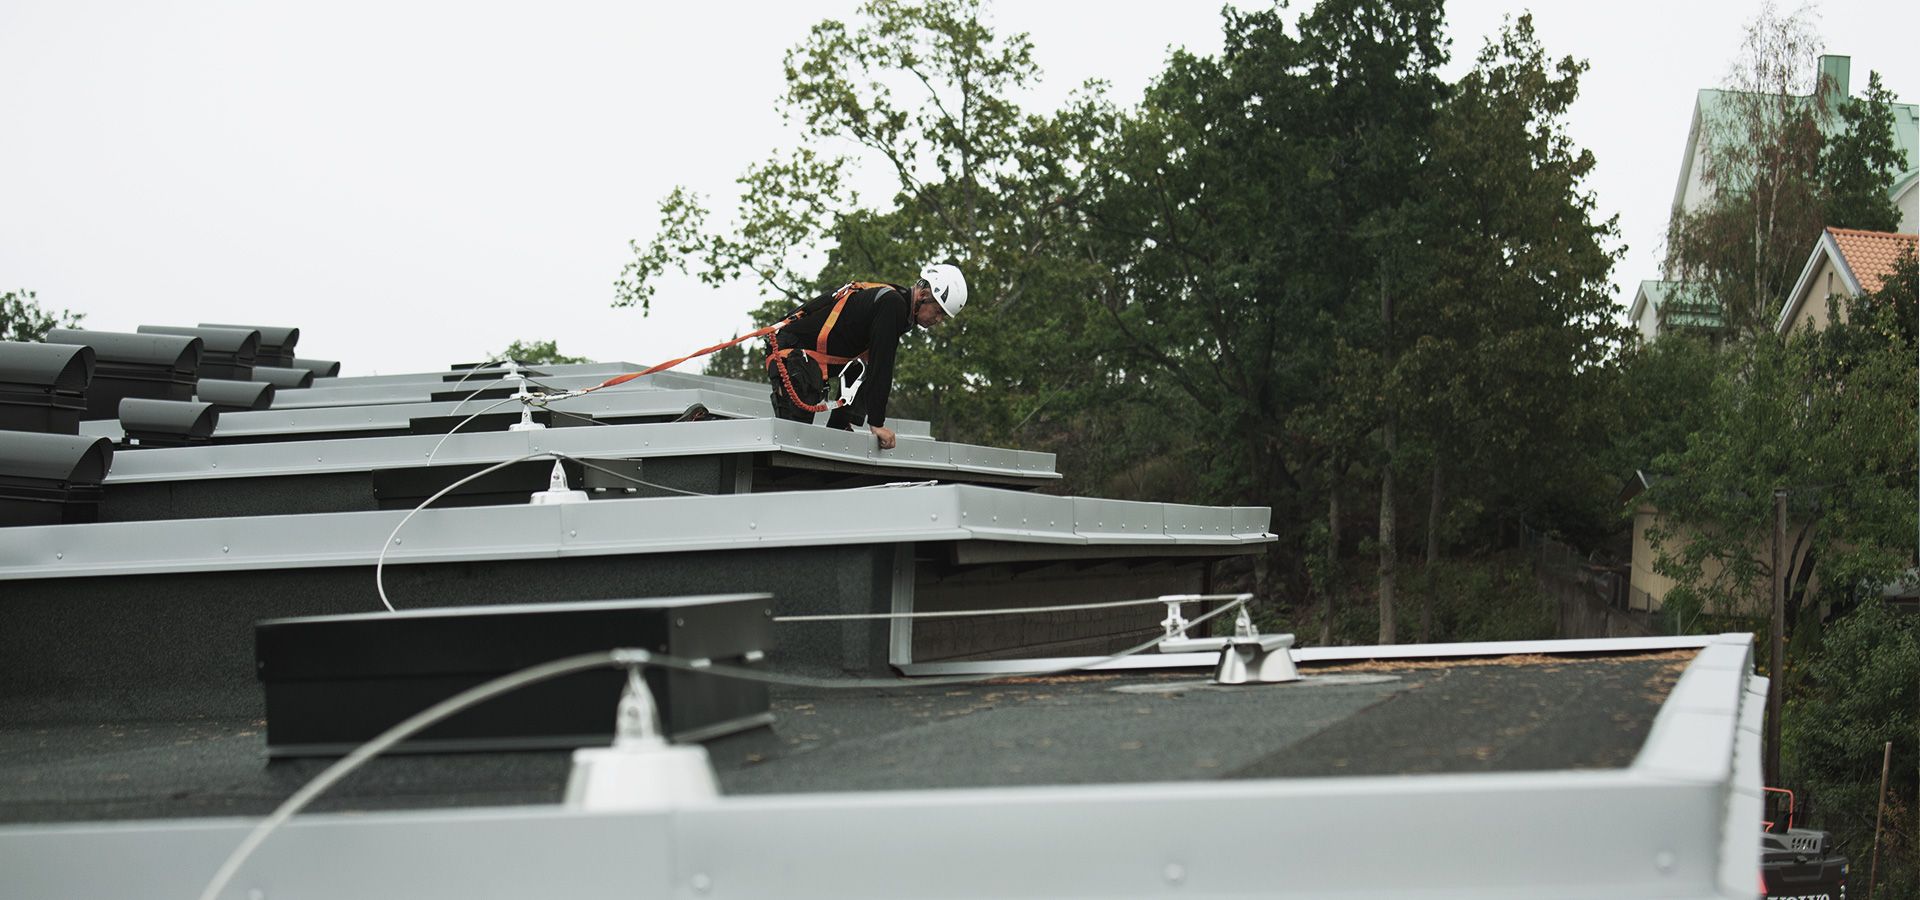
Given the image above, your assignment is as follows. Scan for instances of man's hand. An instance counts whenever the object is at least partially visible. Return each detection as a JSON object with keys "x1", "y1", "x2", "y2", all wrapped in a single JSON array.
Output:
[{"x1": 871, "y1": 425, "x2": 897, "y2": 450}]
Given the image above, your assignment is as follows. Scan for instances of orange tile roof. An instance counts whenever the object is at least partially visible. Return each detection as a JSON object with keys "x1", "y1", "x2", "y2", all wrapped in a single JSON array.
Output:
[{"x1": 1829, "y1": 227, "x2": 1918, "y2": 294}]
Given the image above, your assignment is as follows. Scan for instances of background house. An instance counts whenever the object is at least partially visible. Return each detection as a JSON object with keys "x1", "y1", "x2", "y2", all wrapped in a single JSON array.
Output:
[
  {"x1": 1776, "y1": 226, "x2": 1920, "y2": 333},
  {"x1": 1628, "y1": 55, "x2": 1919, "y2": 343}
]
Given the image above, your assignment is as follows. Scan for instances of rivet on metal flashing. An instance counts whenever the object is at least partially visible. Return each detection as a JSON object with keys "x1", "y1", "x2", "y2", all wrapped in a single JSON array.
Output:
[
  {"x1": 749, "y1": 522, "x2": 757, "y2": 530},
  {"x1": 1654, "y1": 850, "x2": 1675, "y2": 873},
  {"x1": 569, "y1": 530, "x2": 577, "y2": 537},
  {"x1": 690, "y1": 873, "x2": 712, "y2": 894},
  {"x1": 55, "y1": 552, "x2": 62, "y2": 560},
  {"x1": 930, "y1": 514, "x2": 938, "y2": 521},
  {"x1": 676, "y1": 618, "x2": 686, "y2": 627},
  {"x1": 211, "y1": 462, "x2": 217, "y2": 468},
  {"x1": 222, "y1": 546, "x2": 229, "y2": 554},
  {"x1": 1163, "y1": 863, "x2": 1186, "y2": 885}
]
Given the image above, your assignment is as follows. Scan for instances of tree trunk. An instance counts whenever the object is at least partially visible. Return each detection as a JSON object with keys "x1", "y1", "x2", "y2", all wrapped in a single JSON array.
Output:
[
  {"x1": 1377, "y1": 272, "x2": 1396, "y2": 645},
  {"x1": 1422, "y1": 463, "x2": 1442, "y2": 643},
  {"x1": 1324, "y1": 463, "x2": 1339, "y2": 646}
]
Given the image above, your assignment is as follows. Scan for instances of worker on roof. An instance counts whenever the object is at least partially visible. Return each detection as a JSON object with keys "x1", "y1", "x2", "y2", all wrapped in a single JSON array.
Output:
[{"x1": 766, "y1": 263, "x2": 967, "y2": 451}]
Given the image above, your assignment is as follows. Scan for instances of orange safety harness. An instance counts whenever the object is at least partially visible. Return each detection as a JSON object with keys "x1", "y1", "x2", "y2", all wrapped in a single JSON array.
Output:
[
  {"x1": 572, "y1": 282, "x2": 891, "y2": 414},
  {"x1": 764, "y1": 281, "x2": 888, "y2": 413}
]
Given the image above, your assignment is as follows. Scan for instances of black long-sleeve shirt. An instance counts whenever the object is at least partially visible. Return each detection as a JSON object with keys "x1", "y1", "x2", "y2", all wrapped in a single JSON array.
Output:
[{"x1": 775, "y1": 283, "x2": 912, "y2": 427}]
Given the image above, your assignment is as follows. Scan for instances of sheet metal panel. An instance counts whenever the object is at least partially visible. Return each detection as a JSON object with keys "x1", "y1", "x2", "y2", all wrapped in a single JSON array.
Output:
[
  {"x1": 285, "y1": 367, "x2": 932, "y2": 432},
  {"x1": 311, "y1": 361, "x2": 643, "y2": 388},
  {"x1": 100, "y1": 419, "x2": 1059, "y2": 485},
  {"x1": 1070, "y1": 496, "x2": 1166, "y2": 544},
  {"x1": 901, "y1": 634, "x2": 1727, "y2": 677},
  {"x1": 0, "y1": 773, "x2": 1731, "y2": 900},
  {"x1": 0, "y1": 484, "x2": 1272, "y2": 581}
]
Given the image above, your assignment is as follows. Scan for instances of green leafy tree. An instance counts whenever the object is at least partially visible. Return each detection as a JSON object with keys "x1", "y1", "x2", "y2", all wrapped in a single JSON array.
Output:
[
  {"x1": 1784, "y1": 597, "x2": 1920, "y2": 896},
  {"x1": 1604, "y1": 334, "x2": 1723, "y2": 481},
  {"x1": 492, "y1": 339, "x2": 592, "y2": 366},
  {"x1": 1820, "y1": 70, "x2": 1906, "y2": 232},
  {"x1": 1395, "y1": 15, "x2": 1629, "y2": 635},
  {"x1": 1644, "y1": 252, "x2": 1917, "y2": 634},
  {"x1": 616, "y1": 0, "x2": 1118, "y2": 448},
  {"x1": 1084, "y1": 0, "x2": 1447, "y2": 639},
  {"x1": 1, "y1": 289, "x2": 84, "y2": 342}
]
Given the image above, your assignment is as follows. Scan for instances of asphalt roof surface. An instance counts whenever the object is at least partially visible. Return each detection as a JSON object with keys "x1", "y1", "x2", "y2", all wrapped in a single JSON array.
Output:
[{"x1": 0, "y1": 652, "x2": 1691, "y2": 825}]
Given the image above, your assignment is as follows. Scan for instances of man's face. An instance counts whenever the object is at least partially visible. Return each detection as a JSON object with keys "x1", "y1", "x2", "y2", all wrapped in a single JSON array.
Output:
[{"x1": 912, "y1": 285, "x2": 949, "y2": 329}]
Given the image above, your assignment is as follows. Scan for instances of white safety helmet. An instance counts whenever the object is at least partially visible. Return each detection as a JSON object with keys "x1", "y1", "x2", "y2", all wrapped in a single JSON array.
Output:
[{"x1": 920, "y1": 263, "x2": 968, "y2": 317}]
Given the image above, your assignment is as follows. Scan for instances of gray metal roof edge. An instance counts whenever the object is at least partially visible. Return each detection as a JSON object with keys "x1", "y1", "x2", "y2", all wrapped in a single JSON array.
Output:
[
  {"x1": 284, "y1": 367, "x2": 936, "y2": 434},
  {"x1": 82, "y1": 388, "x2": 939, "y2": 443},
  {"x1": 272, "y1": 371, "x2": 772, "y2": 410},
  {"x1": 257, "y1": 593, "x2": 774, "y2": 625},
  {"x1": 101, "y1": 418, "x2": 1057, "y2": 484},
  {"x1": 0, "y1": 748, "x2": 1736, "y2": 899},
  {"x1": 0, "y1": 485, "x2": 1271, "y2": 581},
  {"x1": 312, "y1": 362, "x2": 644, "y2": 388},
  {"x1": 1288, "y1": 633, "x2": 1719, "y2": 662},
  {"x1": 900, "y1": 633, "x2": 1728, "y2": 677}
]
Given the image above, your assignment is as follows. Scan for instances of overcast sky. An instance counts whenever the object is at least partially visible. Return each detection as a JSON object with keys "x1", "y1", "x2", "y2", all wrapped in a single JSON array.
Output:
[{"x1": 2, "y1": 1, "x2": 1915, "y2": 375}]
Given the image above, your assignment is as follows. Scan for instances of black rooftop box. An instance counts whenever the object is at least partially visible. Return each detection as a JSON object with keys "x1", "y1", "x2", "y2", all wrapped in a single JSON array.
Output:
[
  {"x1": 119, "y1": 398, "x2": 219, "y2": 448},
  {"x1": 251, "y1": 365, "x2": 313, "y2": 390},
  {"x1": 0, "y1": 341, "x2": 93, "y2": 435},
  {"x1": 254, "y1": 594, "x2": 775, "y2": 757},
  {"x1": 0, "y1": 431, "x2": 113, "y2": 526},
  {"x1": 195, "y1": 378, "x2": 275, "y2": 413},
  {"x1": 137, "y1": 325, "x2": 259, "y2": 382},
  {"x1": 202, "y1": 323, "x2": 298, "y2": 367},
  {"x1": 45, "y1": 329, "x2": 201, "y2": 420},
  {"x1": 291, "y1": 358, "x2": 341, "y2": 378}
]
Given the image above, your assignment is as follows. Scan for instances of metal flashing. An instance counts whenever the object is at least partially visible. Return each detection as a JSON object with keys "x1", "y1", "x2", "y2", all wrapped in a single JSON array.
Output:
[
  {"x1": 98, "y1": 418, "x2": 1056, "y2": 485},
  {"x1": 81, "y1": 387, "x2": 933, "y2": 442},
  {"x1": 0, "y1": 484, "x2": 1273, "y2": 581},
  {"x1": 899, "y1": 634, "x2": 1726, "y2": 677}
]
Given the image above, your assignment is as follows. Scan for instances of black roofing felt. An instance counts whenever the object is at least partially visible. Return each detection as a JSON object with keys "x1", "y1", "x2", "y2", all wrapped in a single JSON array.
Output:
[{"x1": 0, "y1": 654, "x2": 1690, "y2": 825}]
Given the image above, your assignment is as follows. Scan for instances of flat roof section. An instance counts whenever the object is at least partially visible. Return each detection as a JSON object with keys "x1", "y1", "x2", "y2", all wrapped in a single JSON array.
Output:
[{"x1": 0, "y1": 647, "x2": 1700, "y2": 826}]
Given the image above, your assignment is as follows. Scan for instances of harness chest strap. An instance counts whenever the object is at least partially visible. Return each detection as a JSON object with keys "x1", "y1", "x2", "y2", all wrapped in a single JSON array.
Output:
[{"x1": 811, "y1": 281, "x2": 890, "y2": 378}]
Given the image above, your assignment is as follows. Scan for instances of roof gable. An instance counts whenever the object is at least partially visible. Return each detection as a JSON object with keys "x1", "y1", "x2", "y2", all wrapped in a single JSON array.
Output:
[{"x1": 1776, "y1": 227, "x2": 1918, "y2": 334}]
